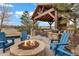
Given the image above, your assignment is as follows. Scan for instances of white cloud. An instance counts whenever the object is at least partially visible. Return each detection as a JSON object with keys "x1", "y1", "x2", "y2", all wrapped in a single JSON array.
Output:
[
  {"x1": 15, "y1": 11, "x2": 23, "y2": 15},
  {"x1": 0, "y1": 3, "x2": 14, "y2": 7},
  {"x1": 15, "y1": 11, "x2": 33, "y2": 17},
  {"x1": 15, "y1": 11, "x2": 23, "y2": 17}
]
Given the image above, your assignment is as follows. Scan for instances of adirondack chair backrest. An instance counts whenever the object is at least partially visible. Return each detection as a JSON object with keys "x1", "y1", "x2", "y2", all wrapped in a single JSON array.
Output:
[
  {"x1": 20, "y1": 31, "x2": 28, "y2": 41},
  {"x1": 0, "y1": 32, "x2": 8, "y2": 43},
  {"x1": 58, "y1": 32, "x2": 66, "y2": 43},
  {"x1": 58, "y1": 32, "x2": 69, "y2": 49}
]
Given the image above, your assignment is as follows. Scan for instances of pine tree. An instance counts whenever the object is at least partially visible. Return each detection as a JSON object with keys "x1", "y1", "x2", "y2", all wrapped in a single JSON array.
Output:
[{"x1": 20, "y1": 11, "x2": 39, "y2": 34}]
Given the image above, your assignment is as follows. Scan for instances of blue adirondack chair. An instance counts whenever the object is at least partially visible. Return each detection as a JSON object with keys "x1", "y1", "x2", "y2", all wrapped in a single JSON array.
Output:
[
  {"x1": 20, "y1": 31, "x2": 30, "y2": 41},
  {"x1": 0, "y1": 32, "x2": 15, "y2": 53},
  {"x1": 50, "y1": 32, "x2": 66, "y2": 50},
  {"x1": 50, "y1": 32, "x2": 74, "y2": 56}
]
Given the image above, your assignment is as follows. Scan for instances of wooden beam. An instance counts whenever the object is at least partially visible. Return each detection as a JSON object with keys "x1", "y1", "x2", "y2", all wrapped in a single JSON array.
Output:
[
  {"x1": 54, "y1": 11, "x2": 58, "y2": 29},
  {"x1": 32, "y1": 5, "x2": 39, "y2": 18},
  {"x1": 33, "y1": 8, "x2": 55, "y2": 20},
  {"x1": 48, "y1": 12, "x2": 55, "y2": 19}
]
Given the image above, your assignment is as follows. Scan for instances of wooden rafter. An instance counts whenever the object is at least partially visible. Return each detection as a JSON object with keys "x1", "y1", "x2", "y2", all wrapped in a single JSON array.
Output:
[
  {"x1": 33, "y1": 8, "x2": 55, "y2": 20},
  {"x1": 48, "y1": 12, "x2": 55, "y2": 19}
]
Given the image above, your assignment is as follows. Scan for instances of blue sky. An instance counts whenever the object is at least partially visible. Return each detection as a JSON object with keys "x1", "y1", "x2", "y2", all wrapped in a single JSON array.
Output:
[
  {"x1": 8, "y1": 3, "x2": 36, "y2": 26},
  {"x1": 0, "y1": 3, "x2": 52, "y2": 26}
]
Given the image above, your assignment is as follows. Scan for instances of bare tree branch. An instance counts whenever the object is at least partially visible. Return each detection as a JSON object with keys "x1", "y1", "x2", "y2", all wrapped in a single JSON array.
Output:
[{"x1": 0, "y1": 4, "x2": 12, "y2": 31}]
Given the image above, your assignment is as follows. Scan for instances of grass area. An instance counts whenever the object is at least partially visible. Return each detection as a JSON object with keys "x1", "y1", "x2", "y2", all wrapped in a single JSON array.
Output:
[
  {"x1": 39, "y1": 26, "x2": 50, "y2": 29},
  {"x1": 2, "y1": 28, "x2": 20, "y2": 36}
]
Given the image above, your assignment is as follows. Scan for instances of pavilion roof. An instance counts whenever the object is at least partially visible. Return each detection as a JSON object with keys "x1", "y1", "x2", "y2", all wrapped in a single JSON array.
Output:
[{"x1": 32, "y1": 4, "x2": 62, "y2": 22}]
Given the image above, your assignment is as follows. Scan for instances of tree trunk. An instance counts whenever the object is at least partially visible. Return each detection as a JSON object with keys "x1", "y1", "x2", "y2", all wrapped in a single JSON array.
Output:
[
  {"x1": 0, "y1": 19, "x2": 4, "y2": 32},
  {"x1": 74, "y1": 18, "x2": 77, "y2": 34}
]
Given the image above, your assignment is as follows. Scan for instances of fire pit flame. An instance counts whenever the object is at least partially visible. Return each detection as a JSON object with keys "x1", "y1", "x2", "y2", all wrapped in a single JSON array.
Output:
[
  {"x1": 24, "y1": 40, "x2": 35, "y2": 47},
  {"x1": 18, "y1": 40, "x2": 39, "y2": 50}
]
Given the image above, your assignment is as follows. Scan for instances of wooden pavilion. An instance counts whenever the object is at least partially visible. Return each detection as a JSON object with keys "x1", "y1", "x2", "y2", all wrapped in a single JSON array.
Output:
[
  {"x1": 32, "y1": 3, "x2": 62, "y2": 30},
  {"x1": 31, "y1": 3, "x2": 74, "y2": 36}
]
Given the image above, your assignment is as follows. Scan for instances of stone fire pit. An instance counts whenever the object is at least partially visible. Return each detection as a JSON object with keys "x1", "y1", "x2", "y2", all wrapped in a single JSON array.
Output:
[
  {"x1": 18, "y1": 40, "x2": 39, "y2": 50},
  {"x1": 10, "y1": 39, "x2": 45, "y2": 56}
]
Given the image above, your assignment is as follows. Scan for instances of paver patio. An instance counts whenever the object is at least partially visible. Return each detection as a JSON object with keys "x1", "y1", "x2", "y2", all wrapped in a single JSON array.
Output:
[{"x1": 0, "y1": 35, "x2": 54, "y2": 56}]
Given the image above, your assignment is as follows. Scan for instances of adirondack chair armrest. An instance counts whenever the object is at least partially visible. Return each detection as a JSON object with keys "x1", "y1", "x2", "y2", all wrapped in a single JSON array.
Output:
[{"x1": 7, "y1": 38, "x2": 15, "y2": 44}]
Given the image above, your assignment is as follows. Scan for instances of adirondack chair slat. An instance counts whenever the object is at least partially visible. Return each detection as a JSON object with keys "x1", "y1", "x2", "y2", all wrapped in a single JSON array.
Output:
[{"x1": 58, "y1": 32, "x2": 69, "y2": 49}]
